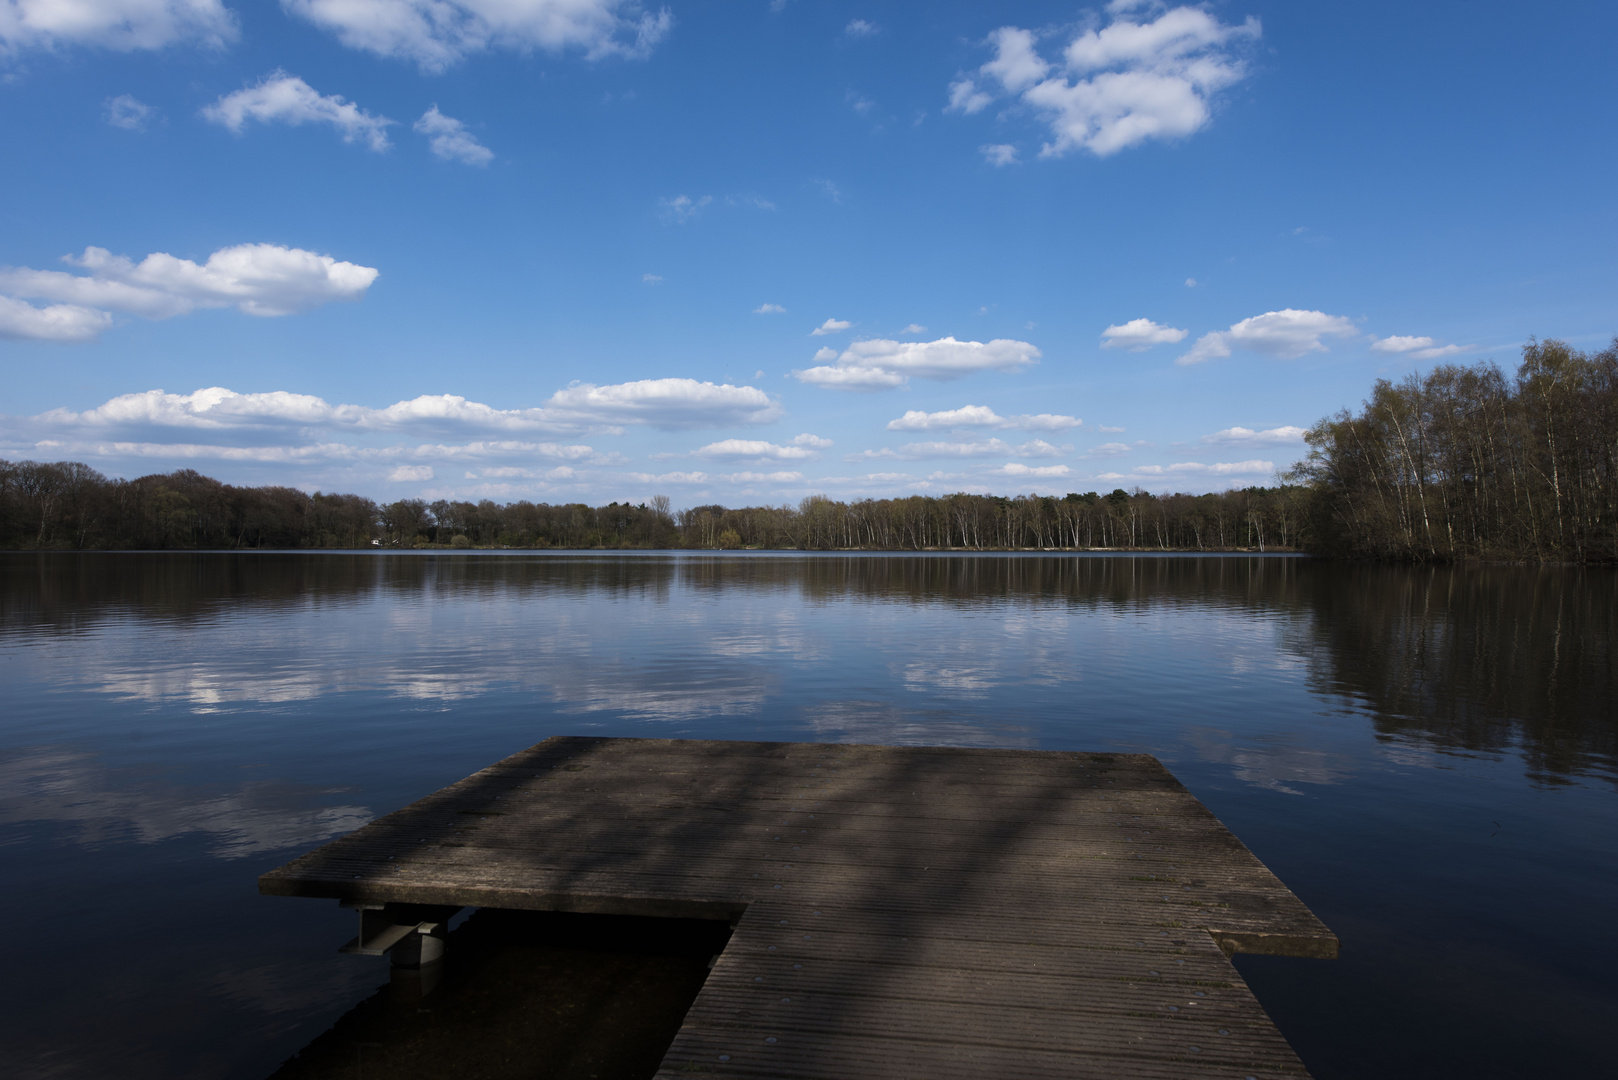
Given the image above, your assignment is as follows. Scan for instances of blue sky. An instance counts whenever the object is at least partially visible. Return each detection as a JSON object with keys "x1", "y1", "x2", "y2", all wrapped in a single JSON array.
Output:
[{"x1": 3, "y1": 0, "x2": 1615, "y2": 505}]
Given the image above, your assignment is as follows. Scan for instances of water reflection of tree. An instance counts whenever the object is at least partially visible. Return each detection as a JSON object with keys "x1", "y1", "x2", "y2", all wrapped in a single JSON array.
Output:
[
  {"x1": 6, "y1": 553, "x2": 1612, "y2": 785},
  {"x1": 1298, "y1": 564, "x2": 1617, "y2": 786}
]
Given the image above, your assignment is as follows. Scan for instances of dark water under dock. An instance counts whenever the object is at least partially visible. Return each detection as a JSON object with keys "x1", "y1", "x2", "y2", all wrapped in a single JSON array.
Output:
[{"x1": 1, "y1": 552, "x2": 1614, "y2": 1079}]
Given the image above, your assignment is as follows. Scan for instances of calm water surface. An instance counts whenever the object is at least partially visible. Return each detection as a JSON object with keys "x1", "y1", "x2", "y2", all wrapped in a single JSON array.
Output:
[{"x1": 1, "y1": 552, "x2": 1614, "y2": 1079}]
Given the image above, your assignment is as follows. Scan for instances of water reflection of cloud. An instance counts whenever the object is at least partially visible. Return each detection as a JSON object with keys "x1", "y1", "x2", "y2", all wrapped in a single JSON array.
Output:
[
  {"x1": 1185, "y1": 727, "x2": 1352, "y2": 795},
  {"x1": 96, "y1": 667, "x2": 332, "y2": 711},
  {"x1": 0, "y1": 749, "x2": 371, "y2": 858},
  {"x1": 803, "y1": 700, "x2": 1035, "y2": 748}
]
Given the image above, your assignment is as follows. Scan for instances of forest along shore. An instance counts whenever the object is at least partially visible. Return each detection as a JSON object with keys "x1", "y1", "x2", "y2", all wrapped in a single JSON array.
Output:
[{"x1": 3, "y1": 339, "x2": 1613, "y2": 563}]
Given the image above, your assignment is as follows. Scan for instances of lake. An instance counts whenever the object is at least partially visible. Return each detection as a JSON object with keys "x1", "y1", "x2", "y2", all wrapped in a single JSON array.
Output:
[{"x1": 1, "y1": 552, "x2": 1613, "y2": 1079}]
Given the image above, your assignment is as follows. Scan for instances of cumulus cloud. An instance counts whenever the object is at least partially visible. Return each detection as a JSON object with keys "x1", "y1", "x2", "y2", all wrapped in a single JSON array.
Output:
[
  {"x1": 0, "y1": 243, "x2": 378, "y2": 340},
  {"x1": 659, "y1": 194, "x2": 711, "y2": 223},
  {"x1": 642, "y1": 273, "x2": 662, "y2": 283},
  {"x1": 979, "y1": 143, "x2": 1018, "y2": 166},
  {"x1": 995, "y1": 462, "x2": 1069, "y2": 478},
  {"x1": 793, "y1": 336, "x2": 1041, "y2": 391},
  {"x1": 947, "y1": 6, "x2": 1259, "y2": 158},
  {"x1": 886, "y1": 405, "x2": 1078, "y2": 432},
  {"x1": 0, "y1": 0, "x2": 236, "y2": 53},
  {"x1": 691, "y1": 434, "x2": 831, "y2": 462},
  {"x1": 810, "y1": 317, "x2": 851, "y2": 336},
  {"x1": 282, "y1": 0, "x2": 672, "y2": 73},
  {"x1": 844, "y1": 18, "x2": 877, "y2": 38},
  {"x1": 754, "y1": 303, "x2": 786, "y2": 314},
  {"x1": 1202, "y1": 425, "x2": 1306, "y2": 446},
  {"x1": 1100, "y1": 317, "x2": 1187, "y2": 351},
  {"x1": 104, "y1": 94, "x2": 157, "y2": 131},
  {"x1": 414, "y1": 105, "x2": 492, "y2": 164},
  {"x1": 388, "y1": 465, "x2": 434, "y2": 481},
  {"x1": 1371, "y1": 334, "x2": 1474, "y2": 360},
  {"x1": 202, "y1": 72, "x2": 394, "y2": 151},
  {"x1": 1178, "y1": 309, "x2": 1357, "y2": 366},
  {"x1": 0, "y1": 294, "x2": 112, "y2": 342},
  {"x1": 902, "y1": 323, "x2": 926, "y2": 334},
  {"x1": 543, "y1": 378, "x2": 782, "y2": 430}
]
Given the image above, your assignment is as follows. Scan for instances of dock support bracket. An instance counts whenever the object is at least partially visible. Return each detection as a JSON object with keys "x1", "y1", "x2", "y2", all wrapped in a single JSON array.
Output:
[{"x1": 337, "y1": 901, "x2": 461, "y2": 968}]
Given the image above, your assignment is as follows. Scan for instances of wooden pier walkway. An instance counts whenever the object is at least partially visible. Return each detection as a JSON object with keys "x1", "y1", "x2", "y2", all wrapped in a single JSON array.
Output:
[{"x1": 262, "y1": 737, "x2": 1337, "y2": 1079}]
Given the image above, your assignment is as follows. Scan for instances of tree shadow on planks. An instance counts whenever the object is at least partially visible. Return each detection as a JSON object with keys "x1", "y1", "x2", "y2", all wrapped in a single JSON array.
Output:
[{"x1": 267, "y1": 910, "x2": 731, "y2": 1080}]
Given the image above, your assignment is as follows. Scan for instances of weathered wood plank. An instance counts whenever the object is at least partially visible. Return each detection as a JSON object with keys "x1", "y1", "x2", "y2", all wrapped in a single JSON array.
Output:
[{"x1": 262, "y1": 736, "x2": 1337, "y2": 1078}]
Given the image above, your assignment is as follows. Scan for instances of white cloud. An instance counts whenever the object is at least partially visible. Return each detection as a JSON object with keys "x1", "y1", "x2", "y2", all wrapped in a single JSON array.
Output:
[
  {"x1": 26, "y1": 380, "x2": 777, "y2": 445},
  {"x1": 851, "y1": 438, "x2": 1066, "y2": 461},
  {"x1": 1202, "y1": 425, "x2": 1306, "y2": 446},
  {"x1": 886, "y1": 405, "x2": 1078, "y2": 432},
  {"x1": 1411, "y1": 343, "x2": 1474, "y2": 360},
  {"x1": 902, "y1": 323, "x2": 926, "y2": 334},
  {"x1": 846, "y1": 91, "x2": 875, "y2": 114},
  {"x1": 1178, "y1": 309, "x2": 1357, "y2": 365},
  {"x1": 388, "y1": 465, "x2": 434, "y2": 481},
  {"x1": 951, "y1": 6, "x2": 1260, "y2": 158},
  {"x1": 0, "y1": 294, "x2": 111, "y2": 342},
  {"x1": 625, "y1": 470, "x2": 709, "y2": 485},
  {"x1": 202, "y1": 72, "x2": 394, "y2": 151},
  {"x1": 104, "y1": 94, "x2": 157, "y2": 131},
  {"x1": 543, "y1": 378, "x2": 782, "y2": 430},
  {"x1": 722, "y1": 470, "x2": 803, "y2": 483},
  {"x1": 844, "y1": 18, "x2": 877, "y2": 37},
  {"x1": 281, "y1": 0, "x2": 672, "y2": 73},
  {"x1": 1370, "y1": 334, "x2": 1433, "y2": 354},
  {"x1": 946, "y1": 78, "x2": 993, "y2": 115},
  {"x1": 754, "y1": 303, "x2": 785, "y2": 314},
  {"x1": 995, "y1": 462, "x2": 1070, "y2": 478},
  {"x1": 659, "y1": 194, "x2": 711, "y2": 223},
  {"x1": 691, "y1": 434, "x2": 830, "y2": 462},
  {"x1": 1185, "y1": 277, "x2": 1197, "y2": 287},
  {"x1": 810, "y1": 318, "x2": 851, "y2": 336},
  {"x1": 1096, "y1": 459, "x2": 1274, "y2": 481},
  {"x1": 1098, "y1": 425, "x2": 1124, "y2": 433},
  {"x1": 1370, "y1": 335, "x2": 1473, "y2": 360},
  {"x1": 414, "y1": 105, "x2": 492, "y2": 164},
  {"x1": 1100, "y1": 317, "x2": 1188, "y2": 351},
  {"x1": 0, "y1": 243, "x2": 378, "y2": 339},
  {"x1": 980, "y1": 143, "x2": 1018, "y2": 166},
  {"x1": 1086, "y1": 441, "x2": 1131, "y2": 457},
  {"x1": 793, "y1": 336, "x2": 1041, "y2": 391},
  {"x1": 0, "y1": 0, "x2": 236, "y2": 53},
  {"x1": 812, "y1": 178, "x2": 843, "y2": 202},
  {"x1": 642, "y1": 273, "x2": 662, "y2": 283}
]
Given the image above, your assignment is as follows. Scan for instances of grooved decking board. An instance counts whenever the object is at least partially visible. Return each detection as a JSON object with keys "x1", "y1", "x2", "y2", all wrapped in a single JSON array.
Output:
[{"x1": 262, "y1": 737, "x2": 1337, "y2": 1079}]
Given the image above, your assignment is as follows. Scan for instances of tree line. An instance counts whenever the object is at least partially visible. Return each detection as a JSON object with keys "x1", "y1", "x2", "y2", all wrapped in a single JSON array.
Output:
[
  {"x1": 4, "y1": 336, "x2": 1611, "y2": 560},
  {"x1": 1294, "y1": 338, "x2": 1617, "y2": 561},
  {"x1": 0, "y1": 461, "x2": 1303, "y2": 553}
]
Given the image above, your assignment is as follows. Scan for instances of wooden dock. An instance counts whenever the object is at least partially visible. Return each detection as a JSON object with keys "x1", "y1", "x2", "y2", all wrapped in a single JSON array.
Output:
[{"x1": 262, "y1": 737, "x2": 1337, "y2": 1079}]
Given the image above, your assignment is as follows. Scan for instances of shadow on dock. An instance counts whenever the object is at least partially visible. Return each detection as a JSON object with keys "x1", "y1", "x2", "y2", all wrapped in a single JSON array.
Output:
[{"x1": 268, "y1": 910, "x2": 731, "y2": 1080}]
